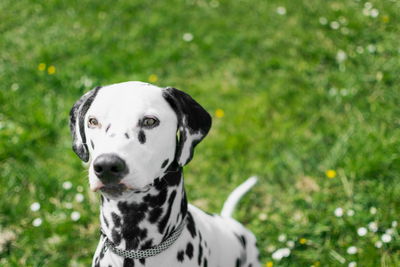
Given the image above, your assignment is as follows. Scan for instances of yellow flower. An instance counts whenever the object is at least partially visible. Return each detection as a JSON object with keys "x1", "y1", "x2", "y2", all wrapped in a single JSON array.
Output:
[
  {"x1": 382, "y1": 15, "x2": 389, "y2": 23},
  {"x1": 265, "y1": 261, "x2": 273, "y2": 267},
  {"x1": 47, "y1": 65, "x2": 56, "y2": 75},
  {"x1": 38, "y1": 63, "x2": 46, "y2": 71},
  {"x1": 325, "y1": 169, "x2": 336, "y2": 179},
  {"x1": 215, "y1": 108, "x2": 224, "y2": 118},
  {"x1": 148, "y1": 74, "x2": 158, "y2": 83},
  {"x1": 299, "y1": 238, "x2": 307, "y2": 244}
]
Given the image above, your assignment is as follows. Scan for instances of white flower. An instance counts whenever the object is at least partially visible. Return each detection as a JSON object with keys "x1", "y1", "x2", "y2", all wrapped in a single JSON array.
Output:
[
  {"x1": 77, "y1": 186, "x2": 84, "y2": 192},
  {"x1": 347, "y1": 246, "x2": 358, "y2": 255},
  {"x1": 381, "y1": 233, "x2": 392, "y2": 243},
  {"x1": 336, "y1": 50, "x2": 347, "y2": 63},
  {"x1": 367, "y1": 45, "x2": 376, "y2": 53},
  {"x1": 266, "y1": 245, "x2": 276, "y2": 253},
  {"x1": 11, "y1": 83, "x2": 19, "y2": 91},
  {"x1": 278, "y1": 234, "x2": 287, "y2": 242},
  {"x1": 286, "y1": 240, "x2": 295, "y2": 248},
  {"x1": 210, "y1": 0, "x2": 219, "y2": 8},
  {"x1": 364, "y1": 2, "x2": 373, "y2": 9},
  {"x1": 329, "y1": 87, "x2": 338, "y2": 96},
  {"x1": 62, "y1": 181, "x2": 73, "y2": 190},
  {"x1": 362, "y1": 8, "x2": 371, "y2": 16},
  {"x1": 319, "y1": 17, "x2": 328, "y2": 25},
  {"x1": 348, "y1": 262, "x2": 357, "y2": 267},
  {"x1": 341, "y1": 27, "x2": 350, "y2": 35},
  {"x1": 356, "y1": 46, "x2": 364, "y2": 54},
  {"x1": 368, "y1": 221, "x2": 378, "y2": 232},
  {"x1": 258, "y1": 213, "x2": 268, "y2": 221},
  {"x1": 357, "y1": 227, "x2": 367, "y2": 236},
  {"x1": 32, "y1": 218, "x2": 42, "y2": 227},
  {"x1": 330, "y1": 21, "x2": 340, "y2": 30},
  {"x1": 375, "y1": 241, "x2": 383, "y2": 248},
  {"x1": 182, "y1": 33, "x2": 193, "y2": 42},
  {"x1": 71, "y1": 211, "x2": 81, "y2": 221},
  {"x1": 391, "y1": 221, "x2": 398, "y2": 228},
  {"x1": 272, "y1": 248, "x2": 291, "y2": 260},
  {"x1": 385, "y1": 228, "x2": 394, "y2": 235},
  {"x1": 339, "y1": 17, "x2": 347, "y2": 25},
  {"x1": 370, "y1": 9, "x2": 379, "y2": 18},
  {"x1": 334, "y1": 207, "x2": 344, "y2": 217},
  {"x1": 276, "y1": 6, "x2": 286, "y2": 15},
  {"x1": 75, "y1": 193, "x2": 84, "y2": 203},
  {"x1": 340, "y1": 89, "x2": 349, "y2": 96},
  {"x1": 65, "y1": 202, "x2": 73, "y2": 209},
  {"x1": 346, "y1": 209, "x2": 355, "y2": 216},
  {"x1": 30, "y1": 202, "x2": 41, "y2": 212}
]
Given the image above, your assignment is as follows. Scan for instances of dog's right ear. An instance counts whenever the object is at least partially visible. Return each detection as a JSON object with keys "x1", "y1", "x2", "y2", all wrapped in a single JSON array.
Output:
[{"x1": 69, "y1": 86, "x2": 101, "y2": 162}]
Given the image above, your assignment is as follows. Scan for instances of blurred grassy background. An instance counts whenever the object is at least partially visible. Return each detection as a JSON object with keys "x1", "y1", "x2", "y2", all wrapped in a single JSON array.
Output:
[{"x1": 1, "y1": 0, "x2": 399, "y2": 266}]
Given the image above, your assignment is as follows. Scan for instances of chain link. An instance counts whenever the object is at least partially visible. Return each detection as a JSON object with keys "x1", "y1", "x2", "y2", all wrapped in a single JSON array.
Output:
[{"x1": 103, "y1": 218, "x2": 187, "y2": 259}]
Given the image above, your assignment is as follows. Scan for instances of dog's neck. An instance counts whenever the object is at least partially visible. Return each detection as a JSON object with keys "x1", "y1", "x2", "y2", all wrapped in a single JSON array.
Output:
[{"x1": 99, "y1": 165, "x2": 187, "y2": 251}]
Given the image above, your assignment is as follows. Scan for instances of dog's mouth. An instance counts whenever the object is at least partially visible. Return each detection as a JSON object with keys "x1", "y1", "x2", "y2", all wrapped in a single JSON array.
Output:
[{"x1": 99, "y1": 183, "x2": 128, "y2": 196}]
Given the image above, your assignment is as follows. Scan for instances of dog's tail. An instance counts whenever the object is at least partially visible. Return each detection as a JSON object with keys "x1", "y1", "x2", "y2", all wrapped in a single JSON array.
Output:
[{"x1": 220, "y1": 176, "x2": 258, "y2": 218}]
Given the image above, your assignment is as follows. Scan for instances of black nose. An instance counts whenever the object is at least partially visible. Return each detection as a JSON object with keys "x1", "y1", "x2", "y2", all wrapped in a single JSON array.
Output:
[{"x1": 93, "y1": 153, "x2": 128, "y2": 183}]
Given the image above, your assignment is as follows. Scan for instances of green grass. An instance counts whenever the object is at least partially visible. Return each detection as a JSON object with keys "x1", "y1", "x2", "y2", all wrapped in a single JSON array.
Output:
[{"x1": 1, "y1": 0, "x2": 399, "y2": 266}]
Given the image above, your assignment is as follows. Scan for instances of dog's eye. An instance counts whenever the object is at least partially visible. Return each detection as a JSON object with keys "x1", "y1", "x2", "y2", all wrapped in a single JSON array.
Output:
[
  {"x1": 88, "y1": 117, "x2": 100, "y2": 128},
  {"x1": 142, "y1": 117, "x2": 159, "y2": 128}
]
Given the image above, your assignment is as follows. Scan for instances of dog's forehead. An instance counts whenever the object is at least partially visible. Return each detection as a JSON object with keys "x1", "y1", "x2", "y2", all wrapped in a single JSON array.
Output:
[{"x1": 90, "y1": 81, "x2": 171, "y2": 116}]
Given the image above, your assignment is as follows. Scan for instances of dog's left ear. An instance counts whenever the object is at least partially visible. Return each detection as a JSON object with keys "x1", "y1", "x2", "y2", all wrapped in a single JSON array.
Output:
[
  {"x1": 69, "y1": 86, "x2": 101, "y2": 162},
  {"x1": 163, "y1": 87, "x2": 212, "y2": 166}
]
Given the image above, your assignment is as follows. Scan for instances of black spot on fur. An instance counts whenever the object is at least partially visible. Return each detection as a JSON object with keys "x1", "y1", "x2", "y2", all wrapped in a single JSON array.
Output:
[
  {"x1": 158, "y1": 190, "x2": 177, "y2": 234},
  {"x1": 198, "y1": 241, "x2": 203, "y2": 265},
  {"x1": 123, "y1": 258, "x2": 134, "y2": 267},
  {"x1": 112, "y1": 229, "x2": 121, "y2": 245},
  {"x1": 248, "y1": 264, "x2": 252, "y2": 267},
  {"x1": 111, "y1": 212, "x2": 121, "y2": 227},
  {"x1": 181, "y1": 192, "x2": 188, "y2": 219},
  {"x1": 144, "y1": 188, "x2": 168, "y2": 208},
  {"x1": 186, "y1": 212, "x2": 196, "y2": 238},
  {"x1": 177, "y1": 250, "x2": 185, "y2": 262},
  {"x1": 235, "y1": 233, "x2": 246, "y2": 248},
  {"x1": 139, "y1": 258, "x2": 145, "y2": 265},
  {"x1": 163, "y1": 167, "x2": 181, "y2": 186},
  {"x1": 91, "y1": 139, "x2": 95, "y2": 149},
  {"x1": 99, "y1": 242, "x2": 107, "y2": 260},
  {"x1": 204, "y1": 258, "x2": 208, "y2": 267},
  {"x1": 125, "y1": 133, "x2": 130, "y2": 139},
  {"x1": 149, "y1": 207, "x2": 163, "y2": 223},
  {"x1": 118, "y1": 202, "x2": 149, "y2": 250},
  {"x1": 141, "y1": 239, "x2": 153, "y2": 249},
  {"x1": 105, "y1": 124, "x2": 111, "y2": 133},
  {"x1": 236, "y1": 258, "x2": 241, "y2": 267},
  {"x1": 138, "y1": 130, "x2": 146, "y2": 144},
  {"x1": 161, "y1": 159, "x2": 169, "y2": 168},
  {"x1": 186, "y1": 242, "x2": 194, "y2": 259}
]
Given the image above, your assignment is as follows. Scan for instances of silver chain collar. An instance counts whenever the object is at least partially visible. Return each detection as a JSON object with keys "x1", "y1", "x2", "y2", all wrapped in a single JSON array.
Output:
[{"x1": 102, "y1": 217, "x2": 187, "y2": 259}]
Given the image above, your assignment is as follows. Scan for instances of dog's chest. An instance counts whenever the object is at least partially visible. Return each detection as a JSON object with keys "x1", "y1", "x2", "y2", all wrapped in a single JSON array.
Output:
[{"x1": 93, "y1": 205, "x2": 256, "y2": 267}]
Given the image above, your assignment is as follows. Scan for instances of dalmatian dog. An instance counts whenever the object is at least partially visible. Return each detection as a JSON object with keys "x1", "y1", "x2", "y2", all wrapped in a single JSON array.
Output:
[{"x1": 69, "y1": 81, "x2": 260, "y2": 267}]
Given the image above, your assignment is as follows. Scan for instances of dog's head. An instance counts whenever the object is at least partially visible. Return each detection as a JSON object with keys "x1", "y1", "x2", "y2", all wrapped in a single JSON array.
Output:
[{"x1": 69, "y1": 81, "x2": 211, "y2": 198}]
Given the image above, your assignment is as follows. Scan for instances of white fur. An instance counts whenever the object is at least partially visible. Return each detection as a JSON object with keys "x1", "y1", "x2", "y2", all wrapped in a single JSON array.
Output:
[{"x1": 221, "y1": 176, "x2": 258, "y2": 218}]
